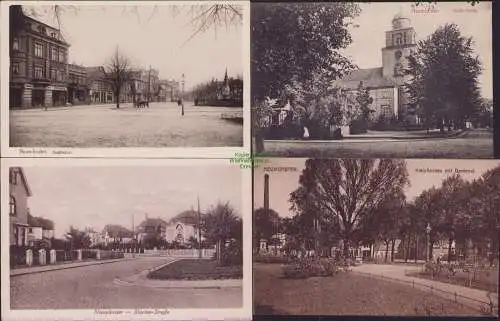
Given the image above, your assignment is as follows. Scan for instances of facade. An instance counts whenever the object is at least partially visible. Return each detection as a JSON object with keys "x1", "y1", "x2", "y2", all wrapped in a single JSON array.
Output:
[
  {"x1": 158, "y1": 79, "x2": 180, "y2": 102},
  {"x1": 9, "y1": 6, "x2": 70, "y2": 108},
  {"x1": 136, "y1": 217, "x2": 168, "y2": 243},
  {"x1": 42, "y1": 229, "x2": 55, "y2": 239},
  {"x1": 27, "y1": 226, "x2": 43, "y2": 246},
  {"x1": 86, "y1": 66, "x2": 114, "y2": 104},
  {"x1": 165, "y1": 210, "x2": 204, "y2": 245},
  {"x1": 68, "y1": 64, "x2": 89, "y2": 105},
  {"x1": 9, "y1": 167, "x2": 33, "y2": 246},
  {"x1": 334, "y1": 12, "x2": 418, "y2": 123}
]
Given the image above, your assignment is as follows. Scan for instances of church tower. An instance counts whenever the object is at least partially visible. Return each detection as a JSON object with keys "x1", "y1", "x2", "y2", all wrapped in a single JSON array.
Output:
[{"x1": 381, "y1": 12, "x2": 417, "y2": 84}]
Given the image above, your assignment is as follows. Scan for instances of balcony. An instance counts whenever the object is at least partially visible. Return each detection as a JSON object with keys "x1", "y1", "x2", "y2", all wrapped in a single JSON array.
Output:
[{"x1": 32, "y1": 76, "x2": 50, "y2": 84}]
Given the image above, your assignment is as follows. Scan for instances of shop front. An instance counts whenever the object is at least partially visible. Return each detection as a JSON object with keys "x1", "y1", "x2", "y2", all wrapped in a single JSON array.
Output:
[{"x1": 50, "y1": 86, "x2": 68, "y2": 107}]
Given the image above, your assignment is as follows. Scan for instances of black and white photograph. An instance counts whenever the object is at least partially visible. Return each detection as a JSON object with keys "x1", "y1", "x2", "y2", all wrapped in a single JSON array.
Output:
[
  {"x1": 253, "y1": 158, "x2": 499, "y2": 316},
  {"x1": 251, "y1": 2, "x2": 493, "y2": 158},
  {"x1": 2, "y1": 159, "x2": 251, "y2": 320},
  {"x1": 4, "y1": 2, "x2": 246, "y2": 151}
]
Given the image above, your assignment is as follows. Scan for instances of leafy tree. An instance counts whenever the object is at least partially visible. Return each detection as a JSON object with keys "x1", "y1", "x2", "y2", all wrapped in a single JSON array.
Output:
[
  {"x1": 68, "y1": 226, "x2": 91, "y2": 249},
  {"x1": 28, "y1": 214, "x2": 55, "y2": 231},
  {"x1": 290, "y1": 159, "x2": 409, "y2": 259},
  {"x1": 202, "y1": 201, "x2": 240, "y2": 264},
  {"x1": 253, "y1": 207, "x2": 280, "y2": 253},
  {"x1": 103, "y1": 224, "x2": 134, "y2": 239},
  {"x1": 355, "y1": 81, "x2": 374, "y2": 123},
  {"x1": 405, "y1": 23, "x2": 482, "y2": 131}
]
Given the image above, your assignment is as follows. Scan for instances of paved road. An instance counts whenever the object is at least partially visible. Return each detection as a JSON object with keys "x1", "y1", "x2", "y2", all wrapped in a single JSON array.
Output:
[
  {"x1": 260, "y1": 130, "x2": 493, "y2": 158},
  {"x1": 10, "y1": 102, "x2": 243, "y2": 148},
  {"x1": 10, "y1": 257, "x2": 242, "y2": 309}
]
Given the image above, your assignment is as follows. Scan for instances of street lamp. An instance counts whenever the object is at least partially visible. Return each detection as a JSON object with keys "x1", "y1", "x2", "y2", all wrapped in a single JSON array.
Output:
[
  {"x1": 181, "y1": 73, "x2": 185, "y2": 116},
  {"x1": 65, "y1": 233, "x2": 73, "y2": 261},
  {"x1": 425, "y1": 223, "x2": 431, "y2": 262}
]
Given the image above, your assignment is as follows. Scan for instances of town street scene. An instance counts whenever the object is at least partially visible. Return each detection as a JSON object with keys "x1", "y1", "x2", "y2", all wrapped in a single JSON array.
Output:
[
  {"x1": 253, "y1": 158, "x2": 499, "y2": 316},
  {"x1": 8, "y1": 4, "x2": 243, "y2": 147},
  {"x1": 8, "y1": 165, "x2": 243, "y2": 310},
  {"x1": 251, "y1": 2, "x2": 493, "y2": 158}
]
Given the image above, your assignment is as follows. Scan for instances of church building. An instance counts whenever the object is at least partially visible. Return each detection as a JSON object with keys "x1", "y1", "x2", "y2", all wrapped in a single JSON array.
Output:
[{"x1": 334, "y1": 13, "x2": 418, "y2": 123}]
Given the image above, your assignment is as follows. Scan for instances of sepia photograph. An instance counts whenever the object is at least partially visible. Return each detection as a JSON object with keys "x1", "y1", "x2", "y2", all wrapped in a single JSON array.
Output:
[
  {"x1": 251, "y1": 2, "x2": 493, "y2": 159},
  {"x1": 5, "y1": 1, "x2": 246, "y2": 150},
  {"x1": 2, "y1": 159, "x2": 250, "y2": 320},
  {"x1": 253, "y1": 158, "x2": 499, "y2": 316}
]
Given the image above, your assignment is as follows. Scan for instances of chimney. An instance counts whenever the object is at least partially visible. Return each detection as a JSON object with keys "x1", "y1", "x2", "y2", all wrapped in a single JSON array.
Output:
[{"x1": 264, "y1": 174, "x2": 269, "y2": 212}]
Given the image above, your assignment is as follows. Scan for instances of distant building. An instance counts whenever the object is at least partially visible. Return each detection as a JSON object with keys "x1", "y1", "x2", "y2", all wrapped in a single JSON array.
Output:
[
  {"x1": 165, "y1": 210, "x2": 204, "y2": 245},
  {"x1": 9, "y1": 5, "x2": 70, "y2": 108},
  {"x1": 68, "y1": 64, "x2": 89, "y2": 105},
  {"x1": 194, "y1": 69, "x2": 243, "y2": 107},
  {"x1": 136, "y1": 216, "x2": 168, "y2": 243},
  {"x1": 42, "y1": 229, "x2": 55, "y2": 239},
  {"x1": 9, "y1": 167, "x2": 32, "y2": 246},
  {"x1": 86, "y1": 66, "x2": 114, "y2": 104},
  {"x1": 158, "y1": 79, "x2": 180, "y2": 102}
]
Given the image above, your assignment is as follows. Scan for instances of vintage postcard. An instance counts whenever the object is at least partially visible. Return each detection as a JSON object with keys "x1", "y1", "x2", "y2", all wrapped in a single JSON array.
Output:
[
  {"x1": 1, "y1": 158, "x2": 252, "y2": 320},
  {"x1": 253, "y1": 157, "x2": 499, "y2": 316},
  {"x1": 1, "y1": 1, "x2": 250, "y2": 158},
  {"x1": 251, "y1": 1, "x2": 493, "y2": 159}
]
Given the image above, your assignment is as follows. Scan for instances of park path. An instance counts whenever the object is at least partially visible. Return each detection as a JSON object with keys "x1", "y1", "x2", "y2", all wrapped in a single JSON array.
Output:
[{"x1": 352, "y1": 263, "x2": 498, "y2": 315}]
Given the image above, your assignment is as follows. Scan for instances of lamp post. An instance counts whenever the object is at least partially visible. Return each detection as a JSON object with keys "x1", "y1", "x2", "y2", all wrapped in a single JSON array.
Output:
[
  {"x1": 66, "y1": 233, "x2": 73, "y2": 261},
  {"x1": 425, "y1": 223, "x2": 431, "y2": 262},
  {"x1": 181, "y1": 73, "x2": 185, "y2": 116}
]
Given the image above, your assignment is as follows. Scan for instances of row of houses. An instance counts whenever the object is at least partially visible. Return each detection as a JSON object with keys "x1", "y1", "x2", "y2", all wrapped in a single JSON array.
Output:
[
  {"x1": 9, "y1": 166, "x2": 204, "y2": 249},
  {"x1": 9, "y1": 6, "x2": 181, "y2": 108}
]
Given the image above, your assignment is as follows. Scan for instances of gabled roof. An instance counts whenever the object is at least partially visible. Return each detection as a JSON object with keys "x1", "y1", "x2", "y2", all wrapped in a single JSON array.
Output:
[
  {"x1": 169, "y1": 210, "x2": 205, "y2": 226},
  {"x1": 12, "y1": 167, "x2": 32, "y2": 197},
  {"x1": 333, "y1": 67, "x2": 398, "y2": 90},
  {"x1": 138, "y1": 218, "x2": 168, "y2": 228}
]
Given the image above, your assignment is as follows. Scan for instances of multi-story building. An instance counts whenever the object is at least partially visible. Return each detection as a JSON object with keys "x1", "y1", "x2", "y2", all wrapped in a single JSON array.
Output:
[
  {"x1": 159, "y1": 79, "x2": 180, "y2": 102},
  {"x1": 68, "y1": 64, "x2": 89, "y2": 105},
  {"x1": 86, "y1": 66, "x2": 114, "y2": 104},
  {"x1": 165, "y1": 210, "x2": 204, "y2": 245},
  {"x1": 9, "y1": 6, "x2": 70, "y2": 108},
  {"x1": 9, "y1": 167, "x2": 32, "y2": 246}
]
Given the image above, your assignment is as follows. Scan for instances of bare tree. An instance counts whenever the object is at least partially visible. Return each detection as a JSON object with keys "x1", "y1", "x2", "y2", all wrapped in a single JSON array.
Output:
[{"x1": 101, "y1": 47, "x2": 131, "y2": 109}]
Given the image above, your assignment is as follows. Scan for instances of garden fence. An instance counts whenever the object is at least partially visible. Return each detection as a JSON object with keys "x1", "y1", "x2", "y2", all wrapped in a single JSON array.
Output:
[{"x1": 142, "y1": 248, "x2": 215, "y2": 258}]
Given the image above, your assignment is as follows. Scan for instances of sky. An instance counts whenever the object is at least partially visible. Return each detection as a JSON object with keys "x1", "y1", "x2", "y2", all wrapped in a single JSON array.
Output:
[
  {"x1": 341, "y1": 1, "x2": 492, "y2": 99},
  {"x1": 24, "y1": 4, "x2": 243, "y2": 90},
  {"x1": 253, "y1": 159, "x2": 500, "y2": 218},
  {"x1": 24, "y1": 166, "x2": 242, "y2": 237}
]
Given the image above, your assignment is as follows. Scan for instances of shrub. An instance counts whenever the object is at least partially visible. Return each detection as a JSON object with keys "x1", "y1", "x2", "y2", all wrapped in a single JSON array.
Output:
[
  {"x1": 221, "y1": 241, "x2": 242, "y2": 266},
  {"x1": 349, "y1": 118, "x2": 368, "y2": 134},
  {"x1": 282, "y1": 257, "x2": 342, "y2": 279},
  {"x1": 254, "y1": 253, "x2": 293, "y2": 264}
]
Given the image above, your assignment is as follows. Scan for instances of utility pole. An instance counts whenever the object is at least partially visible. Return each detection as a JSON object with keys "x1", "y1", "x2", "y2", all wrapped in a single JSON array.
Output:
[
  {"x1": 132, "y1": 213, "x2": 135, "y2": 258},
  {"x1": 181, "y1": 74, "x2": 185, "y2": 116},
  {"x1": 198, "y1": 195, "x2": 202, "y2": 259},
  {"x1": 148, "y1": 65, "x2": 151, "y2": 102}
]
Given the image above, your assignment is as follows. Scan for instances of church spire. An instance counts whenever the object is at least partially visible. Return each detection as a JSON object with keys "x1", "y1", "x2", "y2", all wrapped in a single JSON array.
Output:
[{"x1": 224, "y1": 68, "x2": 228, "y2": 84}]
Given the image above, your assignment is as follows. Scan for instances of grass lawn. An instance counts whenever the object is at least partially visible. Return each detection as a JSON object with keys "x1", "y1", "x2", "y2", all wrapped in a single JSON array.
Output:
[
  {"x1": 408, "y1": 269, "x2": 499, "y2": 293},
  {"x1": 254, "y1": 263, "x2": 481, "y2": 316},
  {"x1": 147, "y1": 259, "x2": 242, "y2": 280}
]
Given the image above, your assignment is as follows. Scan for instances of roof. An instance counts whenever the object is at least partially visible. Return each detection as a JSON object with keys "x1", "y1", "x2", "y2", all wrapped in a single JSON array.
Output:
[
  {"x1": 333, "y1": 67, "x2": 397, "y2": 90},
  {"x1": 138, "y1": 218, "x2": 168, "y2": 228},
  {"x1": 169, "y1": 210, "x2": 205, "y2": 226},
  {"x1": 12, "y1": 167, "x2": 32, "y2": 197}
]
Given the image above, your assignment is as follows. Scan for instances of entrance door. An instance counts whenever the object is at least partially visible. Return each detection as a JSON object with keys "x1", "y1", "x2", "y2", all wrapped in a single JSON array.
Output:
[
  {"x1": 9, "y1": 88, "x2": 22, "y2": 108},
  {"x1": 32, "y1": 89, "x2": 45, "y2": 107}
]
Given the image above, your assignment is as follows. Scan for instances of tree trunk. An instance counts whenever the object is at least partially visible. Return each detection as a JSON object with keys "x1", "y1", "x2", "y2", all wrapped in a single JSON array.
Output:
[
  {"x1": 342, "y1": 238, "x2": 349, "y2": 264},
  {"x1": 384, "y1": 241, "x2": 389, "y2": 262},
  {"x1": 116, "y1": 91, "x2": 120, "y2": 109},
  {"x1": 254, "y1": 129, "x2": 265, "y2": 154},
  {"x1": 391, "y1": 239, "x2": 396, "y2": 262},
  {"x1": 414, "y1": 236, "x2": 418, "y2": 263},
  {"x1": 405, "y1": 235, "x2": 410, "y2": 263},
  {"x1": 447, "y1": 238, "x2": 453, "y2": 263}
]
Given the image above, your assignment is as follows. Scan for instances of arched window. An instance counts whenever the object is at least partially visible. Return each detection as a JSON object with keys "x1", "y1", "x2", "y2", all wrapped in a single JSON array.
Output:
[{"x1": 9, "y1": 196, "x2": 16, "y2": 216}]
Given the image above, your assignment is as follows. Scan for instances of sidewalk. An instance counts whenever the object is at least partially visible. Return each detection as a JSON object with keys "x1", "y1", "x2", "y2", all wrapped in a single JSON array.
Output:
[
  {"x1": 352, "y1": 263, "x2": 498, "y2": 314},
  {"x1": 11, "y1": 258, "x2": 132, "y2": 277}
]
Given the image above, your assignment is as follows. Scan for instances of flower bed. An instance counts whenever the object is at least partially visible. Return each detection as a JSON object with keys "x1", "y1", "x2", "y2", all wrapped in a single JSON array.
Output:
[{"x1": 282, "y1": 257, "x2": 346, "y2": 279}]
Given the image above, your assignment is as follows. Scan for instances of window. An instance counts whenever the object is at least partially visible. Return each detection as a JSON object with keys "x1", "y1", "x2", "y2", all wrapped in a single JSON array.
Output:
[
  {"x1": 10, "y1": 169, "x2": 17, "y2": 184},
  {"x1": 394, "y1": 33, "x2": 402, "y2": 46},
  {"x1": 11, "y1": 62, "x2": 20, "y2": 75},
  {"x1": 395, "y1": 50, "x2": 402, "y2": 60},
  {"x1": 51, "y1": 47, "x2": 58, "y2": 61},
  {"x1": 9, "y1": 196, "x2": 16, "y2": 216},
  {"x1": 12, "y1": 37, "x2": 19, "y2": 50},
  {"x1": 59, "y1": 50, "x2": 65, "y2": 62},
  {"x1": 34, "y1": 66, "x2": 44, "y2": 79},
  {"x1": 34, "y1": 42, "x2": 43, "y2": 57}
]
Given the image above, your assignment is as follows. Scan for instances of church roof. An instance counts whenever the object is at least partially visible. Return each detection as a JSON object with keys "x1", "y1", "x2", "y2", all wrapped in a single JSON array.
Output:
[{"x1": 333, "y1": 67, "x2": 397, "y2": 90}]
